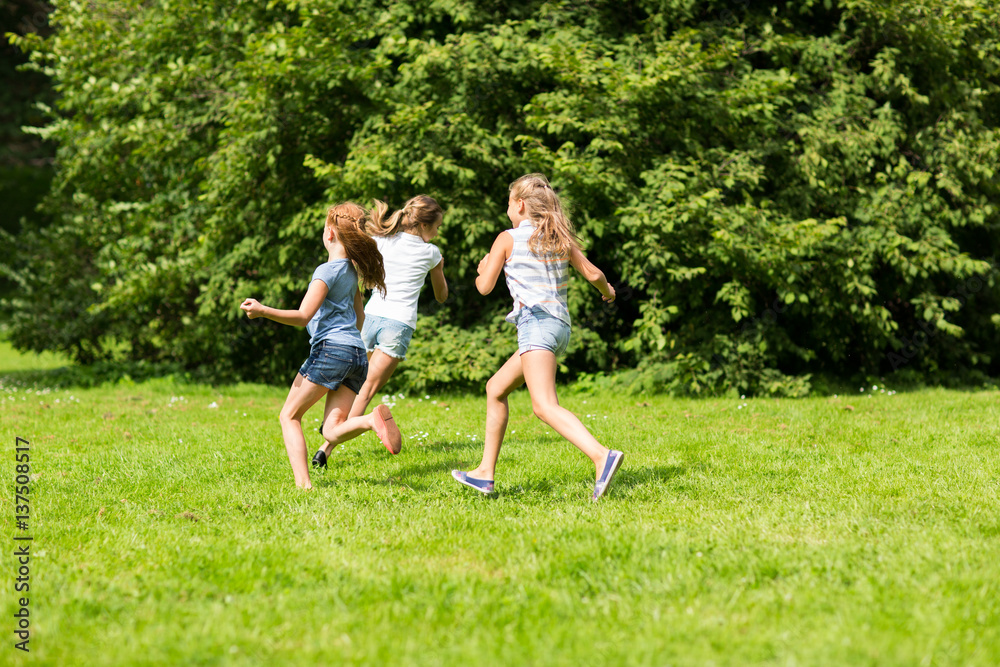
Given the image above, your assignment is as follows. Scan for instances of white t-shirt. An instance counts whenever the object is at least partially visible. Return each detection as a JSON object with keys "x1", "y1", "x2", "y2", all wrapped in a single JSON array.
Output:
[{"x1": 365, "y1": 233, "x2": 443, "y2": 329}]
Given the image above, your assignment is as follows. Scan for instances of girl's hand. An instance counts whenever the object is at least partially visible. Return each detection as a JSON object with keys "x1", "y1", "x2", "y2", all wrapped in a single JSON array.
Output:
[
  {"x1": 603, "y1": 285, "x2": 616, "y2": 303},
  {"x1": 240, "y1": 298, "x2": 264, "y2": 319},
  {"x1": 477, "y1": 253, "x2": 490, "y2": 276}
]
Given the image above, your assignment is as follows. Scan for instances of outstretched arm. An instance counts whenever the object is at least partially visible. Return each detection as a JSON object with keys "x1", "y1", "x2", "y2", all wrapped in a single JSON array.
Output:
[
  {"x1": 475, "y1": 233, "x2": 513, "y2": 295},
  {"x1": 240, "y1": 279, "x2": 330, "y2": 326},
  {"x1": 569, "y1": 245, "x2": 616, "y2": 302},
  {"x1": 429, "y1": 259, "x2": 449, "y2": 303}
]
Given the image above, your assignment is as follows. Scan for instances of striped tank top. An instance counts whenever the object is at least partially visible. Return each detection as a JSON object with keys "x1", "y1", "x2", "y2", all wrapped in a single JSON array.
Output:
[{"x1": 503, "y1": 221, "x2": 571, "y2": 326}]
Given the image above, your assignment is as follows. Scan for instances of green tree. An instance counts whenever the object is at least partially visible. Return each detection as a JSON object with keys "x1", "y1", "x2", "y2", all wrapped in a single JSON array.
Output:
[
  {"x1": 6, "y1": 0, "x2": 999, "y2": 393},
  {"x1": 1, "y1": 0, "x2": 54, "y2": 318}
]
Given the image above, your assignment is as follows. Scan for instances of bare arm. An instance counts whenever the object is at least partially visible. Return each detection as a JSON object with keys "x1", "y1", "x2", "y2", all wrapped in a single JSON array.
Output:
[
  {"x1": 475, "y1": 233, "x2": 513, "y2": 295},
  {"x1": 353, "y1": 288, "x2": 365, "y2": 331},
  {"x1": 569, "y1": 245, "x2": 616, "y2": 302},
  {"x1": 240, "y1": 279, "x2": 329, "y2": 326},
  {"x1": 429, "y1": 259, "x2": 448, "y2": 303}
]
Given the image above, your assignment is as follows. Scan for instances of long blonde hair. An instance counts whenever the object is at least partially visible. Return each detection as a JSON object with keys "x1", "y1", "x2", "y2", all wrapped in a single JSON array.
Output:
[
  {"x1": 367, "y1": 195, "x2": 443, "y2": 237},
  {"x1": 326, "y1": 202, "x2": 387, "y2": 297},
  {"x1": 508, "y1": 173, "x2": 577, "y2": 258}
]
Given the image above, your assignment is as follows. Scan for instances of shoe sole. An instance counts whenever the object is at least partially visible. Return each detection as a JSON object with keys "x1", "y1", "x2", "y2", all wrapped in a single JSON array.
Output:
[
  {"x1": 373, "y1": 404, "x2": 402, "y2": 455},
  {"x1": 593, "y1": 451, "x2": 624, "y2": 501}
]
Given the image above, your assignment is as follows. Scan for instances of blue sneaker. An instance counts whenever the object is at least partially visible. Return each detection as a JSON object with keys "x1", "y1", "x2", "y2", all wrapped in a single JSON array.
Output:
[
  {"x1": 592, "y1": 450, "x2": 624, "y2": 501},
  {"x1": 451, "y1": 470, "x2": 495, "y2": 494}
]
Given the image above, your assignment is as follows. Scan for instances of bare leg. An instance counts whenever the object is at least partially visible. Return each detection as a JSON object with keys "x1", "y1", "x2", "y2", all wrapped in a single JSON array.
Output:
[
  {"x1": 520, "y1": 350, "x2": 611, "y2": 482},
  {"x1": 314, "y1": 387, "x2": 356, "y2": 460},
  {"x1": 278, "y1": 373, "x2": 330, "y2": 489},
  {"x1": 468, "y1": 351, "x2": 525, "y2": 480},
  {"x1": 319, "y1": 350, "x2": 400, "y2": 456},
  {"x1": 321, "y1": 390, "x2": 399, "y2": 452}
]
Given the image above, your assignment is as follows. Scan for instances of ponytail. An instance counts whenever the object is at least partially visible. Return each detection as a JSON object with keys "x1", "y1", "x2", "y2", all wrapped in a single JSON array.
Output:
[
  {"x1": 367, "y1": 200, "x2": 407, "y2": 237},
  {"x1": 367, "y1": 195, "x2": 443, "y2": 238},
  {"x1": 326, "y1": 203, "x2": 387, "y2": 297}
]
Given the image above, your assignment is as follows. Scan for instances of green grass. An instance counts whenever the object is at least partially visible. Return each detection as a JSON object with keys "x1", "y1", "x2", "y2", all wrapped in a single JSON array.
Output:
[{"x1": 2, "y1": 340, "x2": 999, "y2": 666}]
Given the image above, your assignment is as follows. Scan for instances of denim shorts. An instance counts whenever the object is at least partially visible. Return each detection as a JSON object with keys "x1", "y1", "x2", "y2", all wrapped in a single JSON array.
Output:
[
  {"x1": 360, "y1": 315, "x2": 414, "y2": 360},
  {"x1": 516, "y1": 306, "x2": 571, "y2": 357},
  {"x1": 298, "y1": 341, "x2": 368, "y2": 394}
]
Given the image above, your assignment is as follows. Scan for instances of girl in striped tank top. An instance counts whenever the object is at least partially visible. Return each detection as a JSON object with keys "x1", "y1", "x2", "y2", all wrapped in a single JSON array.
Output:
[{"x1": 451, "y1": 173, "x2": 625, "y2": 501}]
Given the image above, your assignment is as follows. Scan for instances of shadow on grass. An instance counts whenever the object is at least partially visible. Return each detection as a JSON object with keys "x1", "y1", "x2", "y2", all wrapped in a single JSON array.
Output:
[
  {"x1": 310, "y1": 462, "x2": 691, "y2": 500},
  {"x1": 614, "y1": 464, "x2": 688, "y2": 490}
]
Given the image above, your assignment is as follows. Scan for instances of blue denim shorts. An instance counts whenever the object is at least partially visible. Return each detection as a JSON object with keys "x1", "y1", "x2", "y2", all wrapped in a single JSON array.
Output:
[
  {"x1": 516, "y1": 306, "x2": 571, "y2": 357},
  {"x1": 298, "y1": 341, "x2": 368, "y2": 393},
  {"x1": 360, "y1": 315, "x2": 414, "y2": 360}
]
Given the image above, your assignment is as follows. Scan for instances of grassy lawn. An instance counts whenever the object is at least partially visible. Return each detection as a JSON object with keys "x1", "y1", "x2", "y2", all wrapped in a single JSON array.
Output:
[{"x1": 2, "y1": 340, "x2": 999, "y2": 666}]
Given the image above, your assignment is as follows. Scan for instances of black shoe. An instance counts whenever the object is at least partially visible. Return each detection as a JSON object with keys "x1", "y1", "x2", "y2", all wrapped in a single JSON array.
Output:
[{"x1": 311, "y1": 449, "x2": 328, "y2": 470}]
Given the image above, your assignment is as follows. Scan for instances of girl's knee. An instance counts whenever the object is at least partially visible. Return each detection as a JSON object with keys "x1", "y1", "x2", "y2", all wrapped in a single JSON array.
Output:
[
  {"x1": 321, "y1": 410, "x2": 347, "y2": 440},
  {"x1": 531, "y1": 401, "x2": 557, "y2": 423},
  {"x1": 321, "y1": 421, "x2": 335, "y2": 442},
  {"x1": 278, "y1": 408, "x2": 298, "y2": 426},
  {"x1": 486, "y1": 377, "x2": 509, "y2": 401}
]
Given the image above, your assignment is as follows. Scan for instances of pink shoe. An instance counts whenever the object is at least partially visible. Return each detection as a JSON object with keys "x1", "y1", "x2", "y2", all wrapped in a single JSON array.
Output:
[{"x1": 372, "y1": 404, "x2": 402, "y2": 455}]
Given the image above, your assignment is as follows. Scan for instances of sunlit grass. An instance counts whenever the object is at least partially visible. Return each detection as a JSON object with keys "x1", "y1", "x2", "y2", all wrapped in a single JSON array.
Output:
[{"x1": 2, "y1": 341, "x2": 999, "y2": 666}]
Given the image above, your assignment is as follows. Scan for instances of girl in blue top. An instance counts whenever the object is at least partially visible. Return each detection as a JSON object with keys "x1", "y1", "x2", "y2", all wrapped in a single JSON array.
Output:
[
  {"x1": 452, "y1": 173, "x2": 625, "y2": 501},
  {"x1": 311, "y1": 195, "x2": 449, "y2": 470},
  {"x1": 240, "y1": 202, "x2": 402, "y2": 490}
]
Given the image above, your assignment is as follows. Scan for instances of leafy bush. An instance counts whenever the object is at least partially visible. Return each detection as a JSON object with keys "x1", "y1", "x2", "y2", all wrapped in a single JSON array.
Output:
[{"x1": 5, "y1": 0, "x2": 999, "y2": 393}]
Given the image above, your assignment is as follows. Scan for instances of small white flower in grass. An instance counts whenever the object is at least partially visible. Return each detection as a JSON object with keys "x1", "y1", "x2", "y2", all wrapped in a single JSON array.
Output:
[
  {"x1": 208, "y1": 402, "x2": 219, "y2": 409},
  {"x1": 243, "y1": 412, "x2": 248, "y2": 416},
  {"x1": 741, "y1": 395, "x2": 746, "y2": 399},
  {"x1": 424, "y1": 395, "x2": 430, "y2": 400},
  {"x1": 872, "y1": 385, "x2": 878, "y2": 391},
  {"x1": 432, "y1": 400, "x2": 437, "y2": 405},
  {"x1": 860, "y1": 388, "x2": 864, "y2": 392},
  {"x1": 737, "y1": 406, "x2": 743, "y2": 410}
]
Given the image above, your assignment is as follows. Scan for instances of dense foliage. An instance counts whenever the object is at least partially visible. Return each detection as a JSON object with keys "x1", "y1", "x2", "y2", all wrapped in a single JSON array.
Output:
[
  {"x1": 1, "y1": 0, "x2": 54, "y2": 312},
  {"x1": 6, "y1": 0, "x2": 1000, "y2": 394}
]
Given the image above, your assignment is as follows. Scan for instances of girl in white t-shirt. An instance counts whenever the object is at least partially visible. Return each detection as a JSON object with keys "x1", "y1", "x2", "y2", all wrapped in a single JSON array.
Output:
[{"x1": 312, "y1": 195, "x2": 448, "y2": 469}]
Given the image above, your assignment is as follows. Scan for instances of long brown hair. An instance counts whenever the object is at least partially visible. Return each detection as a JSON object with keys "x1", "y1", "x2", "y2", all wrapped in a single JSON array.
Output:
[
  {"x1": 508, "y1": 173, "x2": 577, "y2": 258},
  {"x1": 367, "y1": 195, "x2": 443, "y2": 237},
  {"x1": 326, "y1": 202, "x2": 387, "y2": 297}
]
